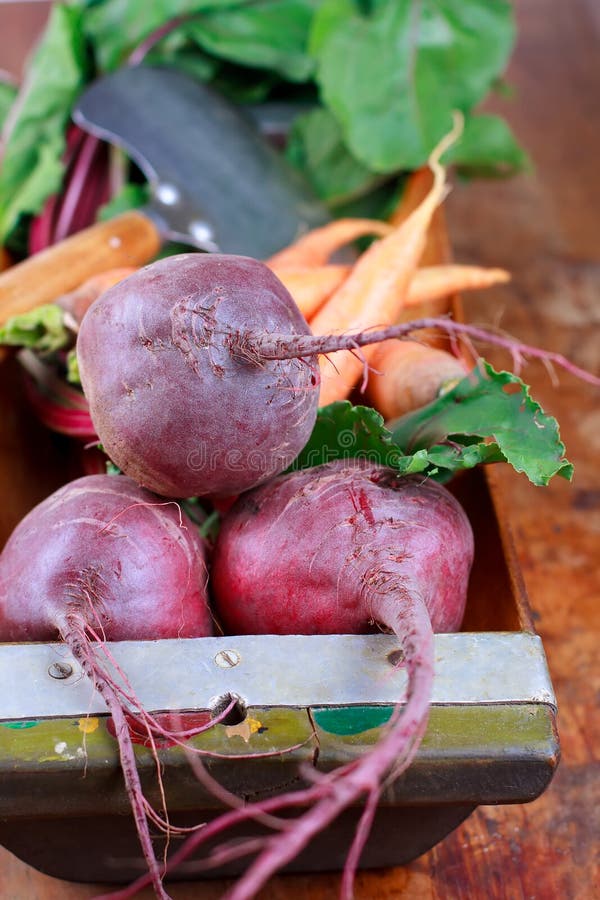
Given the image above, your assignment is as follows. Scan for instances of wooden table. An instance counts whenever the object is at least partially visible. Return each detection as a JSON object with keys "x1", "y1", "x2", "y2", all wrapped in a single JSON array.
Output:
[{"x1": 1, "y1": 2, "x2": 598, "y2": 897}]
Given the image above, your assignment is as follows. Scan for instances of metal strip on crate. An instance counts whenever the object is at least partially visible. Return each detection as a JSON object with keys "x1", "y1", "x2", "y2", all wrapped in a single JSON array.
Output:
[{"x1": 0, "y1": 632, "x2": 555, "y2": 721}]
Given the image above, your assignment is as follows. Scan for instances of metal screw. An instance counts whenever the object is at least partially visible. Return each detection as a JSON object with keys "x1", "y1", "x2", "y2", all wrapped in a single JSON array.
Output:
[
  {"x1": 48, "y1": 661, "x2": 74, "y2": 680},
  {"x1": 188, "y1": 220, "x2": 218, "y2": 250},
  {"x1": 387, "y1": 649, "x2": 404, "y2": 668},
  {"x1": 155, "y1": 182, "x2": 180, "y2": 206},
  {"x1": 214, "y1": 649, "x2": 241, "y2": 669}
]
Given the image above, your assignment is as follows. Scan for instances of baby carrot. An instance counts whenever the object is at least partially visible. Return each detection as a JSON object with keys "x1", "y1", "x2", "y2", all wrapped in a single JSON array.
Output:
[
  {"x1": 274, "y1": 262, "x2": 509, "y2": 323},
  {"x1": 266, "y1": 218, "x2": 391, "y2": 268},
  {"x1": 270, "y1": 264, "x2": 351, "y2": 319},
  {"x1": 364, "y1": 340, "x2": 468, "y2": 420},
  {"x1": 312, "y1": 114, "x2": 463, "y2": 406}
]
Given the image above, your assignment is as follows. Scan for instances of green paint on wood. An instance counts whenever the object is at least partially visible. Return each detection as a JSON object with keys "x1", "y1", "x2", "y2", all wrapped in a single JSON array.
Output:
[
  {"x1": 313, "y1": 705, "x2": 394, "y2": 736},
  {"x1": 0, "y1": 720, "x2": 39, "y2": 729}
]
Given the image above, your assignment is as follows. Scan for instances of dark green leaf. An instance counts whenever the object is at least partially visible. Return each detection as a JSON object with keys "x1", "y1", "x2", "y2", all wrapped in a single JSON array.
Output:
[
  {"x1": 294, "y1": 361, "x2": 573, "y2": 487},
  {"x1": 310, "y1": 0, "x2": 517, "y2": 172},
  {"x1": 97, "y1": 182, "x2": 149, "y2": 220},
  {"x1": 0, "y1": 304, "x2": 70, "y2": 354},
  {"x1": 145, "y1": 44, "x2": 219, "y2": 84},
  {"x1": 0, "y1": 4, "x2": 89, "y2": 242},
  {"x1": 389, "y1": 361, "x2": 573, "y2": 486},
  {"x1": 291, "y1": 401, "x2": 431, "y2": 474},
  {"x1": 184, "y1": 1, "x2": 319, "y2": 82},
  {"x1": 83, "y1": 0, "x2": 242, "y2": 71},
  {"x1": 286, "y1": 106, "x2": 385, "y2": 203},
  {"x1": 0, "y1": 78, "x2": 17, "y2": 130},
  {"x1": 210, "y1": 64, "x2": 279, "y2": 104},
  {"x1": 294, "y1": 401, "x2": 396, "y2": 468}
]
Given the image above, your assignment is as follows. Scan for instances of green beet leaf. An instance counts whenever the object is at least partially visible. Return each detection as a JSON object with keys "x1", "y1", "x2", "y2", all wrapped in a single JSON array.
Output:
[
  {"x1": 286, "y1": 106, "x2": 386, "y2": 204},
  {"x1": 0, "y1": 4, "x2": 89, "y2": 243},
  {"x1": 97, "y1": 182, "x2": 149, "y2": 220},
  {"x1": 0, "y1": 304, "x2": 70, "y2": 354},
  {"x1": 184, "y1": 0, "x2": 318, "y2": 82},
  {"x1": 310, "y1": 0, "x2": 517, "y2": 173},
  {"x1": 82, "y1": 0, "x2": 241, "y2": 71},
  {"x1": 291, "y1": 400, "x2": 431, "y2": 474},
  {"x1": 444, "y1": 113, "x2": 530, "y2": 178},
  {"x1": 295, "y1": 361, "x2": 572, "y2": 487},
  {"x1": 0, "y1": 79, "x2": 17, "y2": 130},
  {"x1": 389, "y1": 360, "x2": 573, "y2": 486}
]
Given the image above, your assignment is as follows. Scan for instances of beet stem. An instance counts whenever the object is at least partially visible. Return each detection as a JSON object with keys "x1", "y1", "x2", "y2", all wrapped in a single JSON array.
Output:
[{"x1": 53, "y1": 133, "x2": 102, "y2": 243}]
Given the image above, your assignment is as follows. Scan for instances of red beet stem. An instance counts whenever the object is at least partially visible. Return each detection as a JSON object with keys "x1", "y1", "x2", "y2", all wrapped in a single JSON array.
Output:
[
  {"x1": 128, "y1": 15, "x2": 193, "y2": 65},
  {"x1": 53, "y1": 133, "x2": 103, "y2": 242}
]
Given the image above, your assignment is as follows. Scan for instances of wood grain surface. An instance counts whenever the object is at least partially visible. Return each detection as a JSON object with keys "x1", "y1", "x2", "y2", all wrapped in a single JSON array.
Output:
[{"x1": 0, "y1": 1, "x2": 598, "y2": 898}]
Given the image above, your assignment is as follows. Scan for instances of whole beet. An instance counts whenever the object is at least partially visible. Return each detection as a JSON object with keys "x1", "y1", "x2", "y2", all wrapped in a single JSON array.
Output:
[
  {"x1": 76, "y1": 254, "x2": 319, "y2": 498},
  {"x1": 0, "y1": 474, "x2": 212, "y2": 900},
  {"x1": 212, "y1": 460, "x2": 472, "y2": 636},
  {"x1": 207, "y1": 459, "x2": 473, "y2": 900},
  {"x1": 0, "y1": 474, "x2": 212, "y2": 641},
  {"x1": 75, "y1": 252, "x2": 594, "y2": 503}
]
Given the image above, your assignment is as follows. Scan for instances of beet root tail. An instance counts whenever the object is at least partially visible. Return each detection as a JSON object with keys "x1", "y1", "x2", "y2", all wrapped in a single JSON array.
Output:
[
  {"x1": 240, "y1": 318, "x2": 600, "y2": 387},
  {"x1": 92, "y1": 588, "x2": 435, "y2": 900},
  {"x1": 59, "y1": 615, "x2": 172, "y2": 900}
]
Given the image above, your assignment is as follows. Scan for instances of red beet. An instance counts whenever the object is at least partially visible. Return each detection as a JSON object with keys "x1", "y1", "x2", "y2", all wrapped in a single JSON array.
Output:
[
  {"x1": 76, "y1": 254, "x2": 319, "y2": 498},
  {"x1": 0, "y1": 474, "x2": 212, "y2": 899},
  {"x1": 213, "y1": 462, "x2": 471, "y2": 637},
  {"x1": 205, "y1": 459, "x2": 474, "y2": 899},
  {"x1": 76, "y1": 253, "x2": 598, "y2": 504}
]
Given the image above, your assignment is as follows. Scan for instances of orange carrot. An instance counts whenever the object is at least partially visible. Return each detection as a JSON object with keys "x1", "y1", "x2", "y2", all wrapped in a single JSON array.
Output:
[
  {"x1": 273, "y1": 262, "x2": 509, "y2": 322},
  {"x1": 401, "y1": 264, "x2": 510, "y2": 308},
  {"x1": 388, "y1": 167, "x2": 453, "y2": 268},
  {"x1": 312, "y1": 114, "x2": 463, "y2": 406},
  {"x1": 270, "y1": 264, "x2": 351, "y2": 318},
  {"x1": 266, "y1": 218, "x2": 391, "y2": 268},
  {"x1": 364, "y1": 340, "x2": 468, "y2": 420}
]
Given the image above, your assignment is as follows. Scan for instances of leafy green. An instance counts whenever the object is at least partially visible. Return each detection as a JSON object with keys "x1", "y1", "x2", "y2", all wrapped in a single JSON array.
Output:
[
  {"x1": 0, "y1": 4, "x2": 89, "y2": 242},
  {"x1": 309, "y1": 0, "x2": 516, "y2": 172},
  {"x1": 295, "y1": 362, "x2": 572, "y2": 487},
  {"x1": 0, "y1": 304, "x2": 70, "y2": 354},
  {"x1": 286, "y1": 106, "x2": 385, "y2": 204},
  {"x1": 291, "y1": 401, "x2": 431, "y2": 474},
  {"x1": 0, "y1": 79, "x2": 17, "y2": 130},
  {"x1": 66, "y1": 350, "x2": 81, "y2": 385},
  {"x1": 390, "y1": 361, "x2": 573, "y2": 485},
  {"x1": 145, "y1": 42, "x2": 219, "y2": 85},
  {"x1": 184, "y1": 1, "x2": 318, "y2": 82},
  {"x1": 97, "y1": 182, "x2": 149, "y2": 220},
  {"x1": 0, "y1": 0, "x2": 525, "y2": 248},
  {"x1": 81, "y1": 0, "x2": 242, "y2": 71},
  {"x1": 84, "y1": 0, "x2": 316, "y2": 78}
]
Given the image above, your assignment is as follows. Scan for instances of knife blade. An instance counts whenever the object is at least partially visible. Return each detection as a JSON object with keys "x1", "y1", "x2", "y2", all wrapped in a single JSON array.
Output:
[{"x1": 0, "y1": 65, "x2": 329, "y2": 328}]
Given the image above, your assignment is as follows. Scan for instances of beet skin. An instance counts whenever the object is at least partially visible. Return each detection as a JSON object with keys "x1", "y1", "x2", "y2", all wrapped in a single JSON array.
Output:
[{"x1": 76, "y1": 254, "x2": 319, "y2": 498}]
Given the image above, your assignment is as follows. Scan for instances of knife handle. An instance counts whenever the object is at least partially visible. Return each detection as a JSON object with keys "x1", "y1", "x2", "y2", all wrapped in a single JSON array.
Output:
[{"x1": 0, "y1": 211, "x2": 161, "y2": 328}]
